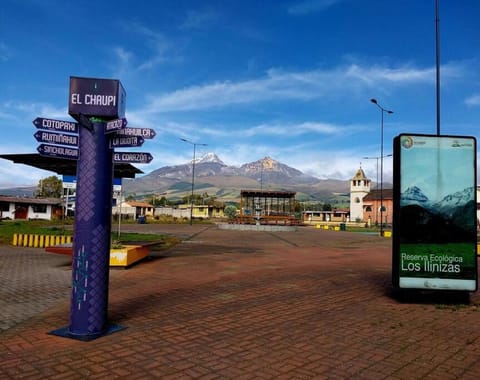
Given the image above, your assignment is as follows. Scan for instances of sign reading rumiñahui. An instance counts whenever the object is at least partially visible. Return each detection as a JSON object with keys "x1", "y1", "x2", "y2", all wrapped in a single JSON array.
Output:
[
  {"x1": 392, "y1": 134, "x2": 478, "y2": 292},
  {"x1": 34, "y1": 131, "x2": 78, "y2": 147}
]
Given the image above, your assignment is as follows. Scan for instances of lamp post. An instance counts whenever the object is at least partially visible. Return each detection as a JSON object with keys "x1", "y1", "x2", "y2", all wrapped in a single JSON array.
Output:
[
  {"x1": 363, "y1": 154, "x2": 393, "y2": 226},
  {"x1": 180, "y1": 138, "x2": 207, "y2": 225},
  {"x1": 370, "y1": 98, "x2": 393, "y2": 236}
]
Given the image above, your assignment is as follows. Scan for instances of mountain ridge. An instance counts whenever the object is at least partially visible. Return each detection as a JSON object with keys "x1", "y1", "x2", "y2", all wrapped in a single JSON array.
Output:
[{"x1": 123, "y1": 154, "x2": 352, "y2": 204}]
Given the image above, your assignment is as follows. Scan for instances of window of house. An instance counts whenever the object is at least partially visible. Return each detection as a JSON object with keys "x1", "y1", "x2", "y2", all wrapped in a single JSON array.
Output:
[
  {"x1": 0, "y1": 202, "x2": 9, "y2": 212},
  {"x1": 365, "y1": 206, "x2": 372, "y2": 212},
  {"x1": 32, "y1": 204, "x2": 47, "y2": 213}
]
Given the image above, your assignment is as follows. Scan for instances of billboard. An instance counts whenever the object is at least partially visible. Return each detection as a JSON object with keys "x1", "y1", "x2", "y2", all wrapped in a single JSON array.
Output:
[{"x1": 393, "y1": 134, "x2": 477, "y2": 291}]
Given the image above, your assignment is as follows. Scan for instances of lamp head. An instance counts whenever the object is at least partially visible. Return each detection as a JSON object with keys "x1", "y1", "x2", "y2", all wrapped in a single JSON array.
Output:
[{"x1": 370, "y1": 98, "x2": 378, "y2": 104}]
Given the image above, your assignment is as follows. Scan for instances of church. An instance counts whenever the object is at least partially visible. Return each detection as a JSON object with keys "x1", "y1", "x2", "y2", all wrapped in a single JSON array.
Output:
[{"x1": 350, "y1": 166, "x2": 393, "y2": 226}]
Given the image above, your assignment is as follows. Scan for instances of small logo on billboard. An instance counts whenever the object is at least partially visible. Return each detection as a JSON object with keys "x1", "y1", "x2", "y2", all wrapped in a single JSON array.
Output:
[{"x1": 401, "y1": 136, "x2": 413, "y2": 149}]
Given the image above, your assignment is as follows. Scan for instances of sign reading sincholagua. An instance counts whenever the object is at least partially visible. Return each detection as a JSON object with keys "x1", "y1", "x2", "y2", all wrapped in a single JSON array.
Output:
[{"x1": 392, "y1": 134, "x2": 478, "y2": 291}]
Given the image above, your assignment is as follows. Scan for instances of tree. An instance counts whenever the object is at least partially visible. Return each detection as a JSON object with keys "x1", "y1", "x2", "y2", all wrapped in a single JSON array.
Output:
[
  {"x1": 322, "y1": 203, "x2": 332, "y2": 211},
  {"x1": 37, "y1": 176, "x2": 62, "y2": 198},
  {"x1": 224, "y1": 205, "x2": 238, "y2": 220}
]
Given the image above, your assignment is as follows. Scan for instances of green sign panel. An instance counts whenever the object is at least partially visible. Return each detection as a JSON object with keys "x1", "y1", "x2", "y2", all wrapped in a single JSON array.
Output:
[{"x1": 393, "y1": 134, "x2": 477, "y2": 291}]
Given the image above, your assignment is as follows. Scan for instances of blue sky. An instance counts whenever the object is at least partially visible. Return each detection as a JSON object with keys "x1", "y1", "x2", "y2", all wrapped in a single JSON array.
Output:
[{"x1": 1, "y1": 0, "x2": 479, "y2": 188}]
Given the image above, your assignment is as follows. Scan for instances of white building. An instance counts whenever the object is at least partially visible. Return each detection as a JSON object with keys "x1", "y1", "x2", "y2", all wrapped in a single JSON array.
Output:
[
  {"x1": 0, "y1": 196, "x2": 63, "y2": 220},
  {"x1": 349, "y1": 167, "x2": 371, "y2": 222}
]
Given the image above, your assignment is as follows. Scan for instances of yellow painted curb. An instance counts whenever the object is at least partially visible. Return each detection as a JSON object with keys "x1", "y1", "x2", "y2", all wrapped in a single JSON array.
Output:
[{"x1": 12, "y1": 233, "x2": 72, "y2": 248}]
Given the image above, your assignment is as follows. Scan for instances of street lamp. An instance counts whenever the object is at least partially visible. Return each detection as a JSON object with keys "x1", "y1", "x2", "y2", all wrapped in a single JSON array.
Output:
[
  {"x1": 180, "y1": 138, "x2": 207, "y2": 225},
  {"x1": 370, "y1": 98, "x2": 393, "y2": 236},
  {"x1": 363, "y1": 154, "x2": 393, "y2": 226}
]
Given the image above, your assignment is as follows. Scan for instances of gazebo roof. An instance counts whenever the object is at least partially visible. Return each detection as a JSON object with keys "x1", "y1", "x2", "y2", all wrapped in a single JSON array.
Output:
[{"x1": 240, "y1": 190, "x2": 296, "y2": 198}]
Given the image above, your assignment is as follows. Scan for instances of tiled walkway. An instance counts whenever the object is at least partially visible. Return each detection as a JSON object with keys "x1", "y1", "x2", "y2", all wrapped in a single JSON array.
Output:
[{"x1": 1, "y1": 225, "x2": 479, "y2": 379}]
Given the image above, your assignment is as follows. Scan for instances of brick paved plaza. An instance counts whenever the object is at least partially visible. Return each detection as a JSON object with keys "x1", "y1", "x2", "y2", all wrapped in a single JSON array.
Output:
[{"x1": 1, "y1": 224, "x2": 480, "y2": 379}]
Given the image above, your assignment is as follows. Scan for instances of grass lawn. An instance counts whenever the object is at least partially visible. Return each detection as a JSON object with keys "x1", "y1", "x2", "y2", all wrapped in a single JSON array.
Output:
[{"x1": 0, "y1": 219, "x2": 180, "y2": 249}]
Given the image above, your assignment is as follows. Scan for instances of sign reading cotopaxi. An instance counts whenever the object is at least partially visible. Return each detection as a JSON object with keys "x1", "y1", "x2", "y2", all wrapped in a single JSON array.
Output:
[{"x1": 68, "y1": 76, "x2": 126, "y2": 120}]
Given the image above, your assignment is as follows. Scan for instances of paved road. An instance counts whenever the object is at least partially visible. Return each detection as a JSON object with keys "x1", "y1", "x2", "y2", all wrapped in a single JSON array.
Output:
[{"x1": 1, "y1": 224, "x2": 480, "y2": 379}]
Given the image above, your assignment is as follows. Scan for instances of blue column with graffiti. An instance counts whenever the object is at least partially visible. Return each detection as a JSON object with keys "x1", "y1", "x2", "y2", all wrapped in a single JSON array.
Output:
[
  {"x1": 68, "y1": 119, "x2": 113, "y2": 338},
  {"x1": 49, "y1": 76, "x2": 127, "y2": 340}
]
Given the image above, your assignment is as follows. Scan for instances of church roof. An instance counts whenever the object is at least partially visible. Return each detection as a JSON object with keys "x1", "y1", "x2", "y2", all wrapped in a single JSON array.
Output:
[
  {"x1": 352, "y1": 167, "x2": 368, "y2": 181},
  {"x1": 363, "y1": 189, "x2": 393, "y2": 201}
]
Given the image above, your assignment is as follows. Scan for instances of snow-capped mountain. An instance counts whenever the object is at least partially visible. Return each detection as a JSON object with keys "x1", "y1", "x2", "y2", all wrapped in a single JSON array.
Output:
[
  {"x1": 122, "y1": 154, "x2": 344, "y2": 201},
  {"x1": 399, "y1": 185, "x2": 476, "y2": 243},
  {"x1": 433, "y1": 187, "x2": 475, "y2": 218},
  {"x1": 401, "y1": 186, "x2": 429, "y2": 205},
  {"x1": 193, "y1": 152, "x2": 225, "y2": 165},
  {"x1": 401, "y1": 186, "x2": 474, "y2": 214}
]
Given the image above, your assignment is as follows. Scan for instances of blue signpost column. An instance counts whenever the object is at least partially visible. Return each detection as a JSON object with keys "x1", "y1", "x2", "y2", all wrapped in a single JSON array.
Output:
[
  {"x1": 69, "y1": 118, "x2": 114, "y2": 338},
  {"x1": 49, "y1": 76, "x2": 127, "y2": 340}
]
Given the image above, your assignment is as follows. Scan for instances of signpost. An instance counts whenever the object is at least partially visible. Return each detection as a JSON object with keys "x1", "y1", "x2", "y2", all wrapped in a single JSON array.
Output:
[
  {"x1": 37, "y1": 144, "x2": 79, "y2": 160},
  {"x1": 110, "y1": 135, "x2": 144, "y2": 148},
  {"x1": 34, "y1": 131, "x2": 78, "y2": 147},
  {"x1": 115, "y1": 127, "x2": 156, "y2": 139},
  {"x1": 33, "y1": 117, "x2": 79, "y2": 134},
  {"x1": 38, "y1": 76, "x2": 156, "y2": 341},
  {"x1": 113, "y1": 152, "x2": 153, "y2": 163},
  {"x1": 105, "y1": 118, "x2": 128, "y2": 133}
]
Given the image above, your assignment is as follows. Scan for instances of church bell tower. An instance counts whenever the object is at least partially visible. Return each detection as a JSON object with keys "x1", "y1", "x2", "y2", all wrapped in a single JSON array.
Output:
[{"x1": 350, "y1": 166, "x2": 371, "y2": 222}]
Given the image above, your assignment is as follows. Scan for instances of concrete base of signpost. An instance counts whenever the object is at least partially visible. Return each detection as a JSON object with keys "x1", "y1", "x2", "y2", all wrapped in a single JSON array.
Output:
[{"x1": 48, "y1": 324, "x2": 125, "y2": 342}]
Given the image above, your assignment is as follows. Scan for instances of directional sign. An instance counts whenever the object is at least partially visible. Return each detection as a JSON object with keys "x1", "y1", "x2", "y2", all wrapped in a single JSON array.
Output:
[
  {"x1": 110, "y1": 135, "x2": 144, "y2": 148},
  {"x1": 33, "y1": 117, "x2": 79, "y2": 134},
  {"x1": 37, "y1": 144, "x2": 79, "y2": 160},
  {"x1": 105, "y1": 118, "x2": 127, "y2": 133},
  {"x1": 113, "y1": 152, "x2": 153, "y2": 163},
  {"x1": 34, "y1": 131, "x2": 78, "y2": 147},
  {"x1": 115, "y1": 127, "x2": 156, "y2": 139}
]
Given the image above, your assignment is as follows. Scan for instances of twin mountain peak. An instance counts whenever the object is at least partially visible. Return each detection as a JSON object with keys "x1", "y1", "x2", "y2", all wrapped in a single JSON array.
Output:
[{"x1": 123, "y1": 153, "x2": 351, "y2": 201}]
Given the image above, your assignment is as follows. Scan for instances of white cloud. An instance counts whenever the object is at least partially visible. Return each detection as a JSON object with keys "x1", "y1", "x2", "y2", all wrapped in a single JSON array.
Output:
[
  {"x1": 465, "y1": 95, "x2": 480, "y2": 106},
  {"x1": 180, "y1": 9, "x2": 220, "y2": 30},
  {"x1": 0, "y1": 41, "x2": 11, "y2": 62},
  {"x1": 288, "y1": 0, "x2": 342, "y2": 15},
  {"x1": 139, "y1": 63, "x2": 452, "y2": 114},
  {"x1": 0, "y1": 156, "x2": 54, "y2": 188}
]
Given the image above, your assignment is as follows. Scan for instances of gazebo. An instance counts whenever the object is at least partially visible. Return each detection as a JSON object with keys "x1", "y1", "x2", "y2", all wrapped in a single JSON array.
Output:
[{"x1": 236, "y1": 190, "x2": 299, "y2": 225}]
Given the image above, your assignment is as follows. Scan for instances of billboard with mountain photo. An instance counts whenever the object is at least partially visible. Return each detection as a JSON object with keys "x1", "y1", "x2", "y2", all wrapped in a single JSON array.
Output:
[{"x1": 393, "y1": 134, "x2": 477, "y2": 291}]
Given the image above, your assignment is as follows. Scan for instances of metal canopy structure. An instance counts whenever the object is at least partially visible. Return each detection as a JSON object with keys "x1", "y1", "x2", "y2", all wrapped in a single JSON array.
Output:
[
  {"x1": 240, "y1": 190, "x2": 297, "y2": 217},
  {"x1": 0, "y1": 153, "x2": 143, "y2": 178}
]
